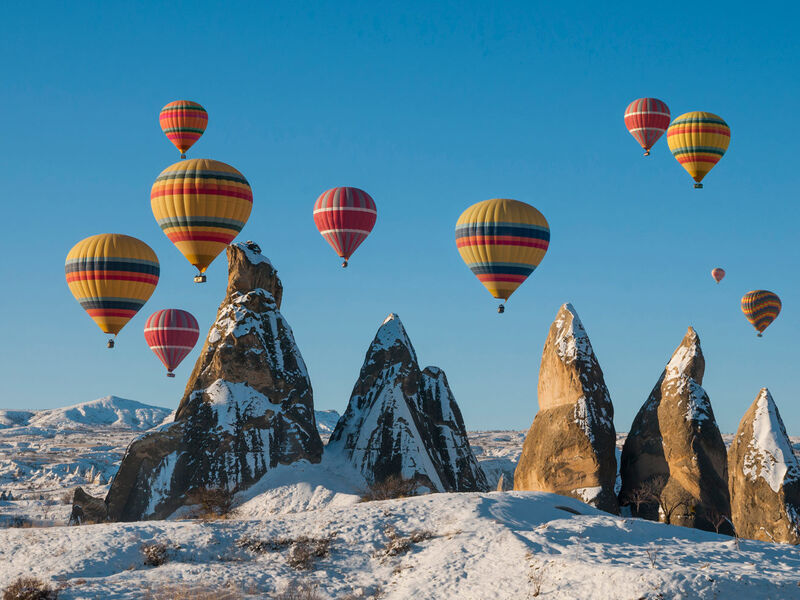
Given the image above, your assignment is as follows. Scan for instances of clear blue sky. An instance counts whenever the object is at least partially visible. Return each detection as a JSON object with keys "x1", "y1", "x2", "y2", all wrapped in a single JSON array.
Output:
[{"x1": 1, "y1": 1, "x2": 797, "y2": 434}]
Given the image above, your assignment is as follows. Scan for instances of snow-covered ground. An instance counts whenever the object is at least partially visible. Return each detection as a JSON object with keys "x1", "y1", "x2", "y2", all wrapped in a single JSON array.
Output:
[{"x1": 2, "y1": 398, "x2": 800, "y2": 598}]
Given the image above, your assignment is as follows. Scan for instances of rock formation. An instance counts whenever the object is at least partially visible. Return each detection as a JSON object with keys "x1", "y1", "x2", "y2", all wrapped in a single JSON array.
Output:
[
  {"x1": 96, "y1": 241, "x2": 323, "y2": 521},
  {"x1": 728, "y1": 388, "x2": 800, "y2": 543},
  {"x1": 513, "y1": 303, "x2": 618, "y2": 513},
  {"x1": 327, "y1": 313, "x2": 488, "y2": 492},
  {"x1": 618, "y1": 327, "x2": 731, "y2": 532}
]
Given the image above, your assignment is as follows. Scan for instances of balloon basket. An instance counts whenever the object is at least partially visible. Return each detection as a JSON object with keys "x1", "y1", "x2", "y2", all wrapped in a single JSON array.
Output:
[
  {"x1": 180, "y1": 153, "x2": 186, "y2": 159},
  {"x1": 694, "y1": 183, "x2": 703, "y2": 189},
  {"x1": 194, "y1": 274, "x2": 207, "y2": 283},
  {"x1": 341, "y1": 260, "x2": 348, "y2": 268},
  {"x1": 107, "y1": 339, "x2": 115, "y2": 349},
  {"x1": 166, "y1": 372, "x2": 175, "y2": 378},
  {"x1": 643, "y1": 150, "x2": 650, "y2": 157},
  {"x1": 497, "y1": 304, "x2": 505, "y2": 314},
  {"x1": 757, "y1": 333, "x2": 763, "y2": 337}
]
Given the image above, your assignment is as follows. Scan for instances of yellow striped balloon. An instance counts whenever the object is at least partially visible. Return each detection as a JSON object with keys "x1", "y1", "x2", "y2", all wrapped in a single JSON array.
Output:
[
  {"x1": 151, "y1": 159, "x2": 253, "y2": 281},
  {"x1": 455, "y1": 199, "x2": 550, "y2": 312},
  {"x1": 65, "y1": 234, "x2": 159, "y2": 347},
  {"x1": 666, "y1": 111, "x2": 730, "y2": 188},
  {"x1": 741, "y1": 290, "x2": 781, "y2": 337}
]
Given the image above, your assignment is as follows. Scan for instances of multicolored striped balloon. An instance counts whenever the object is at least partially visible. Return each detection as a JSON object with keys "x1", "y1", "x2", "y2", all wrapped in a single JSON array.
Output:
[
  {"x1": 313, "y1": 187, "x2": 377, "y2": 267},
  {"x1": 624, "y1": 98, "x2": 671, "y2": 156},
  {"x1": 159, "y1": 101, "x2": 208, "y2": 158},
  {"x1": 65, "y1": 234, "x2": 159, "y2": 347},
  {"x1": 667, "y1": 111, "x2": 730, "y2": 188},
  {"x1": 741, "y1": 290, "x2": 781, "y2": 337},
  {"x1": 455, "y1": 199, "x2": 550, "y2": 312},
  {"x1": 711, "y1": 267, "x2": 726, "y2": 284},
  {"x1": 144, "y1": 309, "x2": 200, "y2": 377},
  {"x1": 151, "y1": 159, "x2": 253, "y2": 281}
]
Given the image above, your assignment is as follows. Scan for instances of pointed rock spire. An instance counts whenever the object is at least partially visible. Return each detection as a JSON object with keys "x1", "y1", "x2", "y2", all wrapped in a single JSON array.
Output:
[
  {"x1": 729, "y1": 388, "x2": 800, "y2": 543},
  {"x1": 619, "y1": 327, "x2": 730, "y2": 532},
  {"x1": 101, "y1": 242, "x2": 323, "y2": 521},
  {"x1": 514, "y1": 304, "x2": 618, "y2": 513},
  {"x1": 327, "y1": 313, "x2": 487, "y2": 492}
]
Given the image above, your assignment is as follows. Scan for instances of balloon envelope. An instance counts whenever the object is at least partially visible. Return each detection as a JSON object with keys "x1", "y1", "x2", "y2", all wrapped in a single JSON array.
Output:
[
  {"x1": 455, "y1": 199, "x2": 550, "y2": 302},
  {"x1": 151, "y1": 159, "x2": 253, "y2": 275},
  {"x1": 624, "y1": 98, "x2": 670, "y2": 155},
  {"x1": 144, "y1": 309, "x2": 200, "y2": 375},
  {"x1": 741, "y1": 290, "x2": 781, "y2": 336},
  {"x1": 711, "y1": 268, "x2": 725, "y2": 283},
  {"x1": 313, "y1": 187, "x2": 377, "y2": 264},
  {"x1": 65, "y1": 234, "x2": 159, "y2": 338},
  {"x1": 667, "y1": 112, "x2": 730, "y2": 186},
  {"x1": 159, "y1": 101, "x2": 208, "y2": 157}
]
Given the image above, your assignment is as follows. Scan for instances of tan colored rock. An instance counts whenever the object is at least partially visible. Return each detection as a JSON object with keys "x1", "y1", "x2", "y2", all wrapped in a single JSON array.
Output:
[
  {"x1": 729, "y1": 388, "x2": 800, "y2": 544},
  {"x1": 514, "y1": 304, "x2": 618, "y2": 513},
  {"x1": 618, "y1": 328, "x2": 731, "y2": 533}
]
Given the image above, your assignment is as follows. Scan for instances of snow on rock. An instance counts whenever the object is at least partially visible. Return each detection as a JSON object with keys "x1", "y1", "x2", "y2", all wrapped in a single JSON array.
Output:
[
  {"x1": 619, "y1": 327, "x2": 731, "y2": 533},
  {"x1": 729, "y1": 388, "x2": 800, "y2": 544},
  {"x1": 95, "y1": 242, "x2": 323, "y2": 521},
  {"x1": 231, "y1": 240, "x2": 272, "y2": 266},
  {"x1": 327, "y1": 313, "x2": 488, "y2": 492},
  {"x1": 514, "y1": 304, "x2": 618, "y2": 513},
  {"x1": 0, "y1": 397, "x2": 170, "y2": 431},
  {"x1": 3, "y1": 491, "x2": 800, "y2": 599}
]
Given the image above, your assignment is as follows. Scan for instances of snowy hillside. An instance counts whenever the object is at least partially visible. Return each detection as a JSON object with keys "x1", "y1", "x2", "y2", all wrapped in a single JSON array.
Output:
[{"x1": 3, "y1": 487, "x2": 800, "y2": 598}]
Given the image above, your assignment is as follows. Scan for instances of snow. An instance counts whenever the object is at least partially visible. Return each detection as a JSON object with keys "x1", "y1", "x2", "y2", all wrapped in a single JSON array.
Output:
[
  {"x1": 0, "y1": 397, "x2": 170, "y2": 431},
  {"x1": 684, "y1": 380, "x2": 713, "y2": 423},
  {"x1": 232, "y1": 240, "x2": 272, "y2": 266},
  {"x1": 2, "y1": 491, "x2": 800, "y2": 598},
  {"x1": 552, "y1": 303, "x2": 593, "y2": 365},
  {"x1": 743, "y1": 388, "x2": 800, "y2": 493},
  {"x1": 372, "y1": 313, "x2": 417, "y2": 363},
  {"x1": 665, "y1": 331, "x2": 700, "y2": 380}
]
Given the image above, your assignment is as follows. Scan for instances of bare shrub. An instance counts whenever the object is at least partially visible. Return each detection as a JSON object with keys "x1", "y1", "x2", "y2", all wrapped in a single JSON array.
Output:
[
  {"x1": 236, "y1": 534, "x2": 333, "y2": 570},
  {"x1": 644, "y1": 545, "x2": 658, "y2": 568},
  {"x1": 141, "y1": 542, "x2": 169, "y2": 567},
  {"x1": 60, "y1": 491, "x2": 73, "y2": 506},
  {"x1": 274, "y1": 579, "x2": 324, "y2": 600},
  {"x1": 529, "y1": 564, "x2": 547, "y2": 597},
  {"x1": 186, "y1": 487, "x2": 235, "y2": 520},
  {"x1": 625, "y1": 476, "x2": 693, "y2": 525},
  {"x1": 703, "y1": 508, "x2": 733, "y2": 535},
  {"x1": 380, "y1": 524, "x2": 434, "y2": 557},
  {"x1": 2, "y1": 577, "x2": 58, "y2": 600},
  {"x1": 360, "y1": 475, "x2": 419, "y2": 502}
]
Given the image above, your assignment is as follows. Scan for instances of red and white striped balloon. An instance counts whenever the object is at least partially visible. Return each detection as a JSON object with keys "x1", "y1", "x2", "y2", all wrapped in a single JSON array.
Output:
[
  {"x1": 144, "y1": 309, "x2": 200, "y2": 377},
  {"x1": 711, "y1": 267, "x2": 726, "y2": 284},
  {"x1": 313, "y1": 187, "x2": 377, "y2": 267},
  {"x1": 624, "y1": 98, "x2": 671, "y2": 156}
]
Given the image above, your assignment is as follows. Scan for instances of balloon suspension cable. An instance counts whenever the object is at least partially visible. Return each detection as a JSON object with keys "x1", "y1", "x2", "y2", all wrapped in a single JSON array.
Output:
[
  {"x1": 107, "y1": 338, "x2": 115, "y2": 349},
  {"x1": 341, "y1": 259, "x2": 348, "y2": 268},
  {"x1": 643, "y1": 149, "x2": 650, "y2": 156},
  {"x1": 194, "y1": 274, "x2": 207, "y2": 283},
  {"x1": 166, "y1": 372, "x2": 176, "y2": 378},
  {"x1": 497, "y1": 304, "x2": 505, "y2": 314},
  {"x1": 694, "y1": 183, "x2": 703, "y2": 189}
]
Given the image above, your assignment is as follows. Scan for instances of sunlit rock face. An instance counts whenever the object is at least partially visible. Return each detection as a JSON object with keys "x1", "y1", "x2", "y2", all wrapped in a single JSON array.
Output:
[
  {"x1": 101, "y1": 242, "x2": 322, "y2": 521},
  {"x1": 619, "y1": 327, "x2": 731, "y2": 533},
  {"x1": 514, "y1": 304, "x2": 618, "y2": 514},
  {"x1": 729, "y1": 388, "x2": 800, "y2": 544}
]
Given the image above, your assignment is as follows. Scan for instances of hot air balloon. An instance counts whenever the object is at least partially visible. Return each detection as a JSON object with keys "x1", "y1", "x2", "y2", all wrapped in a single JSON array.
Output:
[
  {"x1": 159, "y1": 101, "x2": 208, "y2": 158},
  {"x1": 144, "y1": 309, "x2": 200, "y2": 377},
  {"x1": 313, "y1": 187, "x2": 377, "y2": 267},
  {"x1": 151, "y1": 159, "x2": 253, "y2": 282},
  {"x1": 455, "y1": 199, "x2": 550, "y2": 313},
  {"x1": 741, "y1": 290, "x2": 781, "y2": 337},
  {"x1": 711, "y1": 268, "x2": 726, "y2": 284},
  {"x1": 65, "y1": 234, "x2": 159, "y2": 347},
  {"x1": 667, "y1": 112, "x2": 730, "y2": 188},
  {"x1": 624, "y1": 98, "x2": 671, "y2": 156}
]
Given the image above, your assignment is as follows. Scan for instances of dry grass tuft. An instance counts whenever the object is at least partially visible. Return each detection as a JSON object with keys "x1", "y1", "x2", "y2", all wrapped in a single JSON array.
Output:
[
  {"x1": 2, "y1": 577, "x2": 58, "y2": 600},
  {"x1": 360, "y1": 475, "x2": 419, "y2": 502}
]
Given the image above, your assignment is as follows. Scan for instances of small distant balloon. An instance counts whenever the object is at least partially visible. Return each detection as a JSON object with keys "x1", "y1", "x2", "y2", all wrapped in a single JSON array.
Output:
[
  {"x1": 624, "y1": 98, "x2": 670, "y2": 156},
  {"x1": 313, "y1": 187, "x2": 377, "y2": 268},
  {"x1": 667, "y1": 112, "x2": 730, "y2": 188},
  {"x1": 159, "y1": 101, "x2": 208, "y2": 158},
  {"x1": 144, "y1": 309, "x2": 200, "y2": 377},
  {"x1": 711, "y1": 268, "x2": 725, "y2": 284},
  {"x1": 741, "y1": 290, "x2": 781, "y2": 337},
  {"x1": 65, "y1": 234, "x2": 159, "y2": 348}
]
